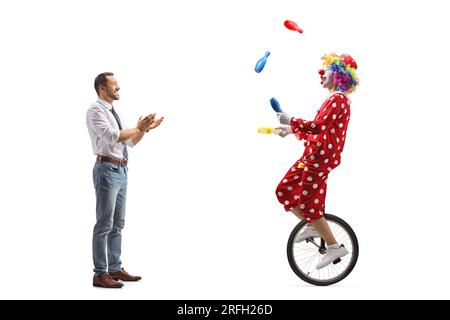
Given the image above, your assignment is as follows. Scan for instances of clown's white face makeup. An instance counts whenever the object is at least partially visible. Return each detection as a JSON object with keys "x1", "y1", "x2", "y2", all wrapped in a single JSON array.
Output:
[{"x1": 321, "y1": 69, "x2": 333, "y2": 89}]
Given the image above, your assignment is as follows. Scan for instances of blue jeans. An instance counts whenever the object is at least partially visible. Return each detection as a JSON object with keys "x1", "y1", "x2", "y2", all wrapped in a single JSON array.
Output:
[{"x1": 92, "y1": 161, "x2": 128, "y2": 276}]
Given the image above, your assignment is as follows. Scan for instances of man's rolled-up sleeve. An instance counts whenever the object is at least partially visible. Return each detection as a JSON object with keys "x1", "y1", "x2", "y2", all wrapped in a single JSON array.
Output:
[{"x1": 87, "y1": 107, "x2": 120, "y2": 145}]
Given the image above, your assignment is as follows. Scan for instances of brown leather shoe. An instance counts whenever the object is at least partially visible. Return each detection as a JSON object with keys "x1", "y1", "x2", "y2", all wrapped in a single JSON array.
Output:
[
  {"x1": 109, "y1": 268, "x2": 142, "y2": 281},
  {"x1": 93, "y1": 273, "x2": 124, "y2": 288}
]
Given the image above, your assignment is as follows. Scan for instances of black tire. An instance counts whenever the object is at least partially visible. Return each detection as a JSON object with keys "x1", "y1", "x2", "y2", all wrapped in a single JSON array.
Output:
[{"x1": 287, "y1": 213, "x2": 359, "y2": 286}]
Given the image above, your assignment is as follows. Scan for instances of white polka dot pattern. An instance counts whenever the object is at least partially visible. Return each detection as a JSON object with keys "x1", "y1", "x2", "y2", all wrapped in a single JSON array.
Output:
[{"x1": 275, "y1": 92, "x2": 350, "y2": 223}]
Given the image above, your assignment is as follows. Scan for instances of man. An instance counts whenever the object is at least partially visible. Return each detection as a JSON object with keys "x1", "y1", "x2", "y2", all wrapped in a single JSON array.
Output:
[
  {"x1": 86, "y1": 72, "x2": 164, "y2": 288},
  {"x1": 275, "y1": 53, "x2": 358, "y2": 270}
]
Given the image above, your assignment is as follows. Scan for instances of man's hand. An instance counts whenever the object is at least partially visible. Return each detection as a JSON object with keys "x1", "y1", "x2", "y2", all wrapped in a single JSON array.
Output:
[
  {"x1": 276, "y1": 126, "x2": 292, "y2": 138},
  {"x1": 145, "y1": 116, "x2": 164, "y2": 132},
  {"x1": 277, "y1": 112, "x2": 292, "y2": 125},
  {"x1": 137, "y1": 113, "x2": 156, "y2": 132}
]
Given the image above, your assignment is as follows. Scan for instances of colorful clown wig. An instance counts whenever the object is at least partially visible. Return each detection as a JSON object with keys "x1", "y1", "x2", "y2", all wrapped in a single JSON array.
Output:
[{"x1": 321, "y1": 53, "x2": 359, "y2": 94}]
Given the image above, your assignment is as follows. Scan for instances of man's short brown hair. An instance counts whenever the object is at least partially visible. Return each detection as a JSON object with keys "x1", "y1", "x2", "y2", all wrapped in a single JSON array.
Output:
[{"x1": 94, "y1": 72, "x2": 114, "y2": 95}]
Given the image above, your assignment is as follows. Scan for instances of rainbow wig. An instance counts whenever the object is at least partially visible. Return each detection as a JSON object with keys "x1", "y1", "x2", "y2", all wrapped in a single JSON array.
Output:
[{"x1": 322, "y1": 53, "x2": 359, "y2": 94}]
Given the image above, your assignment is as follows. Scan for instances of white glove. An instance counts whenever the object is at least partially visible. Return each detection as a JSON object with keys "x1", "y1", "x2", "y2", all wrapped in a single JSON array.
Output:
[
  {"x1": 277, "y1": 112, "x2": 292, "y2": 125},
  {"x1": 276, "y1": 126, "x2": 292, "y2": 138}
]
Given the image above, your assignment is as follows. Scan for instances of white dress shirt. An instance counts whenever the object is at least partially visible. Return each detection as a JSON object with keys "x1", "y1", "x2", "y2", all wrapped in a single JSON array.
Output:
[{"x1": 86, "y1": 98, "x2": 134, "y2": 160}]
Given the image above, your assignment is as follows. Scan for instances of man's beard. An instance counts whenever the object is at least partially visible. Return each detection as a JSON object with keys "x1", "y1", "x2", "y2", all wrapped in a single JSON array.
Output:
[{"x1": 107, "y1": 90, "x2": 119, "y2": 101}]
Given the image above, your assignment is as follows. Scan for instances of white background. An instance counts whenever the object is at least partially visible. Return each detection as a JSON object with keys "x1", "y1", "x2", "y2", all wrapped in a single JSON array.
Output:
[{"x1": 0, "y1": 0, "x2": 449, "y2": 299}]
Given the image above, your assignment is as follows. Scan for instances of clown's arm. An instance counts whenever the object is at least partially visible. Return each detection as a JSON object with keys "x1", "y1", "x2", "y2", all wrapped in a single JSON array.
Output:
[{"x1": 278, "y1": 95, "x2": 345, "y2": 136}]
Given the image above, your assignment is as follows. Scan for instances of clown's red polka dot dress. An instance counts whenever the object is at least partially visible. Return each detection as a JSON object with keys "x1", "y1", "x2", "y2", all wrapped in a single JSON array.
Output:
[{"x1": 275, "y1": 92, "x2": 351, "y2": 222}]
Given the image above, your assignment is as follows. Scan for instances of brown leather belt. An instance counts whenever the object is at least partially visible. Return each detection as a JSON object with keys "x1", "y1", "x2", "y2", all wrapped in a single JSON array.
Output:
[{"x1": 96, "y1": 156, "x2": 128, "y2": 167}]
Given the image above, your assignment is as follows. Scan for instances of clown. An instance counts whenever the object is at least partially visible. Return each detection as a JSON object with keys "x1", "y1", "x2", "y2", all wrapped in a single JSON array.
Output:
[{"x1": 275, "y1": 53, "x2": 359, "y2": 270}]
